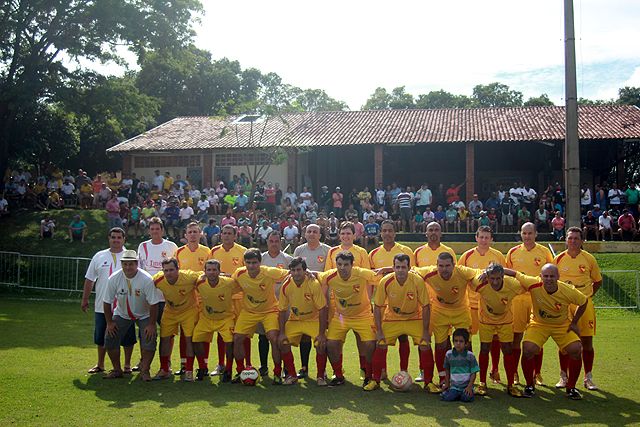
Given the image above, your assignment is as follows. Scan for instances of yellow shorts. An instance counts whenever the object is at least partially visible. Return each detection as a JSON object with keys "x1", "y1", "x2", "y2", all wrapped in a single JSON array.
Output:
[
  {"x1": 470, "y1": 308, "x2": 479, "y2": 335},
  {"x1": 431, "y1": 308, "x2": 471, "y2": 344},
  {"x1": 160, "y1": 308, "x2": 198, "y2": 338},
  {"x1": 479, "y1": 323, "x2": 514, "y2": 343},
  {"x1": 381, "y1": 320, "x2": 429, "y2": 346},
  {"x1": 192, "y1": 316, "x2": 235, "y2": 343},
  {"x1": 327, "y1": 316, "x2": 376, "y2": 342},
  {"x1": 569, "y1": 298, "x2": 596, "y2": 337},
  {"x1": 512, "y1": 293, "x2": 532, "y2": 334},
  {"x1": 234, "y1": 311, "x2": 279, "y2": 336},
  {"x1": 523, "y1": 322, "x2": 580, "y2": 352},
  {"x1": 284, "y1": 320, "x2": 321, "y2": 346}
]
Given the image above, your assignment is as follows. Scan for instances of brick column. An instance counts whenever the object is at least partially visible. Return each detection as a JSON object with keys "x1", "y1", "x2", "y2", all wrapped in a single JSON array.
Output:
[
  {"x1": 122, "y1": 154, "x2": 132, "y2": 176},
  {"x1": 465, "y1": 142, "x2": 475, "y2": 201},
  {"x1": 287, "y1": 149, "x2": 297, "y2": 189},
  {"x1": 374, "y1": 144, "x2": 384, "y2": 185},
  {"x1": 203, "y1": 152, "x2": 213, "y2": 186}
]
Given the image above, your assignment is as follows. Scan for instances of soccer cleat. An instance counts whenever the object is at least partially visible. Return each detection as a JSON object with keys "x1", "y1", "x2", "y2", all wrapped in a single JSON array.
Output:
[
  {"x1": 316, "y1": 377, "x2": 328, "y2": 387},
  {"x1": 131, "y1": 362, "x2": 141, "y2": 372},
  {"x1": 489, "y1": 370, "x2": 501, "y2": 384},
  {"x1": 174, "y1": 366, "x2": 185, "y2": 376},
  {"x1": 231, "y1": 373, "x2": 242, "y2": 384},
  {"x1": 380, "y1": 368, "x2": 388, "y2": 381},
  {"x1": 272, "y1": 375, "x2": 283, "y2": 385},
  {"x1": 359, "y1": 368, "x2": 366, "y2": 380},
  {"x1": 523, "y1": 385, "x2": 535, "y2": 398},
  {"x1": 424, "y1": 382, "x2": 442, "y2": 394},
  {"x1": 297, "y1": 368, "x2": 308, "y2": 379},
  {"x1": 328, "y1": 376, "x2": 346, "y2": 387},
  {"x1": 475, "y1": 382, "x2": 488, "y2": 396},
  {"x1": 221, "y1": 371, "x2": 232, "y2": 383},
  {"x1": 259, "y1": 366, "x2": 269, "y2": 377},
  {"x1": 535, "y1": 373, "x2": 545, "y2": 386},
  {"x1": 196, "y1": 368, "x2": 208, "y2": 381},
  {"x1": 508, "y1": 385, "x2": 523, "y2": 398},
  {"x1": 555, "y1": 372, "x2": 568, "y2": 388},
  {"x1": 363, "y1": 380, "x2": 380, "y2": 391},
  {"x1": 153, "y1": 369, "x2": 171, "y2": 381},
  {"x1": 584, "y1": 375, "x2": 598, "y2": 391},
  {"x1": 567, "y1": 387, "x2": 583, "y2": 400},
  {"x1": 513, "y1": 372, "x2": 520, "y2": 385},
  {"x1": 283, "y1": 375, "x2": 298, "y2": 385},
  {"x1": 210, "y1": 364, "x2": 225, "y2": 376},
  {"x1": 183, "y1": 371, "x2": 194, "y2": 382},
  {"x1": 414, "y1": 370, "x2": 425, "y2": 383}
]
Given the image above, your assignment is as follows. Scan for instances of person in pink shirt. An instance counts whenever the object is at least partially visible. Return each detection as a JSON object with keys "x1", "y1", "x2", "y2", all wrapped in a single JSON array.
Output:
[
  {"x1": 551, "y1": 211, "x2": 565, "y2": 241},
  {"x1": 221, "y1": 212, "x2": 237, "y2": 227},
  {"x1": 105, "y1": 194, "x2": 122, "y2": 229},
  {"x1": 332, "y1": 187, "x2": 344, "y2": 219},
  {"x1": 617, "y1": 209, "x2": 637, "y2": 241}
]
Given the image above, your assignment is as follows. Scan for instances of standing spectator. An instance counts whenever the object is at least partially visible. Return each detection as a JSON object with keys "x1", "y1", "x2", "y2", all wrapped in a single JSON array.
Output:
[
  {"x1": 256, "y1": 221, "x2": 273, "y2": 247},
  {"x1": 129, "y1": 202, "x2": 142, "y2": 238},
  {"x1": 40, "y1": 215, "x2": 56, "y2": 239},
  {"x1": 300, "y1": 186, "x2": 313, "y2": 209},
  {"x1": 522, "y1": 184, "x2": 537, "y2": 212},
  {"x1": 396, "y1": 187, "x2": 413, "y2": 232},
  {"x1": 352, "y1": 216, "x2": 365, "y2": 246},
  {"x1": 468, "y1": 194, "x2": 483, "y2": 229},
  {"x1": 274, "y1": 183, "x2": 283, "y2": 214},
  {"x1": 105, "y1": 194, "x2": 122, "y2": 229},
  {"x1": 625, "y1": 184, "x2": 639, "y2": 218},
  {"x1": 598, "y1": 211, "x2": 613, "y2": 241},
  {"x1": 415, "y1": 183, "x2": 433, "y2": 213},
  {"x1": 79, "y1": 181, "x2": 94, "y2": 209},
  {"x1": 358, "y1": 186, "x2": 372, "y2": 212},
  {"x1": 594, "y1": 184, "x2": 607, "y2": 212},
  {"x1": 457, "y1": 205, "x2": 470, "y2": 232},
  {"x1": 580, "y1": 183, "x2": 592, "y2": 215},
  {"x1": 68, "y1": 214, "x2": 87, "y2": 243},
  {"x1": 264, "y1": 182, "x2": 276, "y2": 215},
  {"x1": 445, "y1": 181, "x2": 464, "y2": 206},
  {"x1": 344, "y1": 203, "x2": 358, "y2": 221},
  {"x1": 163, "y1": 200, "x2": 180, "y2": 239},
  {"x1": 162, "y1": 171, "x2": 174, "y2": 192},
  {"x1": 553, "y1": 182, "x2": 566, "y2": 214},
  {"x1": 61, "y1": 179, "x2": 76, "y2": 206},
  {"x1": 484, "y1": 192, "x2": 500, "y2": 212},
  {"x1": 551, "y1": 211, "x2": 566, "y2": 241},
  {"x1": 375, "y1": 183, "x2": 386, "y2": 209},
  {"x1": 152, "y1": 170, "x2": 164, "y2": 191},
  {"x1": 608, "y1": 183, "x2": 623, "y2": 210},
  {"x1": 318, "y1": 185, "x2": 331, "y2": 213},
  {"x1": 617, "y1": 209, "x2": 637, "y2": 241},
  {"x1": 332, "y1": 187, "x2": 344, "y2": 219},
  {"x1": 389, "y1": 182, "x2": 401, "y2": 207},
  {"x1": 509, "y1": 182, "x2": 522, "y2": 206}
]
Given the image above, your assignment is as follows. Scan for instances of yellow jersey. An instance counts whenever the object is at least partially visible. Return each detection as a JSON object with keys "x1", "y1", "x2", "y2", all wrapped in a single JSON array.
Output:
[
  {"x1": 554, "y1": 250, "x2": 602, "y2": 298},
  {"x1": 414, "y1": 265, "x2": 478, "y2": 313},
  {"x1": 325, "y1": 244, "x2": 370, "y2": 271},
  {"x1": 368, "y1": 243, "x2": 416, "y2": 268},
  {"x1": 232, "y1": 266, "x2": 288, "y2": 314},
  {"x1": 471, "y1": 275, "x2": 525, "y2": 324},
  {"x1": 153, "y1": 270, "x2": 200, "y2": 314},
  {"x1": 175, "y1": 244, "x2": 210, "y2": 272},
  {"x1": 196, "y1": 276, "x2": 242, "y2": 320},
  {"x1": 278, "y1": 276, "x2": 327, "y2": 321},
  {"x1": 459, "y1": 247, "x2": 505, "y2": 309},
  {"x1": 319, "y1": 267, "x2": 377, "y2": 319},
  {"x1": 414, "y1": 243, "x2": 457, "y2": 267},
  {"x1": 374, "y1": 272, "x2": 429, "y2": 321},
  {"x1": 506, "y1": 243, "x2": 554, "y2": 276},
  {"x1": 208, "y1": 243, "x2": 246, "y2": 275}
]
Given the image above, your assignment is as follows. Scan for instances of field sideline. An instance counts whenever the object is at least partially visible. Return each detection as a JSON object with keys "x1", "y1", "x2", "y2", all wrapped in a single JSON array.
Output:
[{"x1": 1, "y1": 297, "x2": 639, "y2": 426}]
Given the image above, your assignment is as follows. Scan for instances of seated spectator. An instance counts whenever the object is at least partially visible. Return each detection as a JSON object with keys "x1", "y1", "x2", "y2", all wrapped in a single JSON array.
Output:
[
  {"x1": 129, "y1": 202, "x2": 142, "y2": 238},
  {"x1": 617, "y1": 209, "x2": 637, "y2": 241},
  {"x1": 534, "y1": 204, "x2": 550, "y2": 232},
  {"x1": 457, "y1": 206, "x2": 470, "y2": 232},
  {"x1": 196, "y1": 194, "x2": 210, "y2": 222},
  {"x1": 423, "y1": 207, "x2": 435, "y2": 224},
  {"x1": 326, "y1": 216, "x2": 339, "y2": 246},
  {"x1": 79, "y1": 181, "x2": 94, "y2": 209},
  {"x1": 221, "y1": 211, "x2": 237, "y2": 227},
  {"x1": 434, "y1": 205, "x2": 446, "y2": 228},
  {"x1": 256, "y1": 221, "x2": 273, "y2": 247},
  {"x1": 487, "y1": 208, "x2": 497, "y2": 231},
  {"x1": 305, "y1": 205, "x2": 318, "y2": 223},
  {"x1": 478, "y1": 210, "x2": 490, "y2": 227},
  {"x1": 551, "y1": 211, "x2": 565, "y2": 241},
  {"x1": 96, "y1": 183, "x2": 112, "y2": 208},
  {"x1": 364, "y1": 216, "x2": 380, "y2": 247},
  {"x1": 517, "y1": 205, "x2": 531, "y2": 229},
  {"x1": 344, "y1": 203, "x2": 358, "y2": 221},
  {"x1": 468, "y1": 194, "x2": 483, "y2": 228},
  {"x1": 598, "y1": 210, "x2": 613, "y2": 241},
  {"x1": 68, "y1": 214, "x2": 87, "y2": 243},
  {"x1": 0, "y1": 193, "x2": 9, "y2": 217},
  {"x1": 203, "y1": 219, "x2": 221, "y2": 248},
  {"x1": 445, "y1": 205, "x2": 458, "y2": 232},
  {"x1": 375, "y1": 206, "x2": 388, "y2": 224},
  {"x1": 582, "y1": 210, "x2": 598, "y2": 241},
  {"x1": 48, "y1": 190, "x2": 62, "y2": 209},
  {"x1": 119, "y1": 201, "x2": 130, "y2": 232},
  {"x1": 238, "y1": 222, "x2": 253, "y2": 247},
  {"x1": 40, "y1": 215, "x2": 55, "y2": 239},
  {"x1": 591, "y1": 204, "x2": 603, "y2": 220},
  {"x1": 164, "y1": 199, "x2": 181, "y2": 239},
  {"x1": 282, "y1": 218, "x2": 300, "y2": 250},
  {"x1": 484, "y1": 192, "x2": 500, "y2": 212},
  {"x1": 352, "y1": 216, "x2": 365, "y2": 246},
  {"x1": 412, "y1": 211, "x2": 424, "y2": 233}
]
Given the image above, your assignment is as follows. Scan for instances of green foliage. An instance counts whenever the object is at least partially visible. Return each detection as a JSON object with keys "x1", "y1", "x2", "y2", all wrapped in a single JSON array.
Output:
[
  {"x1": 617, "y1": 86, "x2": 640, "y2": 108},
  {"x1": 472, "y1": 82, "x2": 523, "y2": 107},
  {"x1": 524, "y1": 93, "x2": 555, "y2": 107},
  {"x1": 415, "y1": 90, "x2": 473, "y2": 109},
  {"x1": 362, "y1": 86, "x2": 415, "y2": 110}
]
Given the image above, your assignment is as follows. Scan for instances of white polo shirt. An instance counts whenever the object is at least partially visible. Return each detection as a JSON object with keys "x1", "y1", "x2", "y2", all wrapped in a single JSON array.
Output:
[
  {"x1": 104, "y1": 269, "x2": 160, "y2": 320},
  {"x1": 85, "y1": 248, "x2": 126, "y2": 313}
]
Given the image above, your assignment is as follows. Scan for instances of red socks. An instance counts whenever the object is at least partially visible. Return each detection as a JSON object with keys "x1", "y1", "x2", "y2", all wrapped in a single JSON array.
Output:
[
  {"x1": 399, "y1": 340, "x2": 410, "y2": 371},
  {"x1": 435, "y1": 347, "x2": 447, "y2": 383},
  {"x1": 196, "y1": 354, "x2": 206, "y2": 369},
  {"x1": 217, "y1": 334, "x2": 226, "y2": 366},
  {"x1": 419, "y1": 348, "x2": 435, "y2": 383},
  {"x1": 235, "y1": 358, "x2": 246, "y2": 374},
  {"x1": 490, "y1": 337, "x2": 501, "y2": 373},
  {"x1": 567, "y1": 356, "x2": 582, "y2": 389},
  {"x1": 160, "y1": 355, "x2": 170, "y2": 372},
  {"x1": 244, "y1": 337, "x2": 252, "y2": 366},
  {"x1": 185, "y1": 356, "x2": 194, "y2": 371},
  {"x1": 583, "y1": 348, "x2": 594, "y2": 375},
  {"x1": 372, "y1": 348, "x2": 386, "y2": 381},
  {"x1": 316, "y1": 353, "x2": 327, "y2": 378},
  {"x1": 559, "y1": 351, "x2": 569, "y2": 373},
  {"x1": 479, "y1": 352, "x2": 489, "y2": 383},
  {"x1": 534, "y1": 348, "x2": 543, "y2": 375},
  {"x1": 282, "y1": 351, "x2": 295, "y2": 376},
  {"x1": 359, "y1": 355, "x2": 366, "y2": 370},
  {"x1": 330, "y1": 357, "x2": 344, "y2": 378},
  {"x1": 522, "y1": 355, "x2": 535, "y2": 386},
  {"x1": 504, "y1": 353, "x2": 516, "y2": 386}
]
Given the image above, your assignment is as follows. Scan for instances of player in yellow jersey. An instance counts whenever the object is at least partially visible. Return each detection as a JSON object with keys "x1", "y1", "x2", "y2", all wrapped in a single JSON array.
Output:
[
  {"x1": 152, "y1": 258, "x2": 201, "y2": 382},
  {"x1": 231, "y1": 248, "x2": 290, "y2": 384},
  {"x1": 368, "y1": 220, "x2": 416, "y2": 380},
  {"x1": 505, "y1": 222, "x2": 553, "y2": 386},
  {"x1": 553, "y1": 227, "x2": 603, "y2": 391},
  {"x1": 208, "y1": 225, "x2": 249, "y2": 374},
  {"x1": 319, "y1": 251, "x2": 381, "y2": 388},
  {"x1": 509, "y1": 265, "x2": 589, "y2": 400},
  {"x1": 470, "y1": 263, "x2": 525, "y2": 397},
  {"x1": 193, "y1": 259, "x2": 242, "y2": 383},
  {"x1": 459, "y1": 225, "x2": 505, "y2": 383},
  {"x1": 174, "y1": 222, "x2": 211, "y2": 378},
  {"x1": 366, "y1": 254, "x2": 440, "y2": 392},
  {"x1": 278, "y1": 257, "x2": 329, "y2": 385},
  {"x1": 413, "y1": 252, "x2": 479, "y2": 387}
]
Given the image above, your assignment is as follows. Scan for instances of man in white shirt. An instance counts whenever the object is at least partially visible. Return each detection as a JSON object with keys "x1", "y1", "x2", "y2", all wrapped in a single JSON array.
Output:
[
  {"x1": 509, "y1": 182, "x2": 522, "y2": 206},
  {"x1": 196, "y1": 195, "x2": 210, "y2": 222},
  {"x1": 598, "y1": 211, "x2": 613, "y2": 241},
  {"x1": 415, "y1": 184, "x2": 433, "y2": 212},
  {"x1": 284, "y1": 187, "x2": 297, "y2": 206},
  {"x1": 300, "y1": 187, "x2": 312, "y2": 208},
  {"x1": 283, "y1": 219, "x2": 300, "y2": 249},
  {"x1": 103, "y1": 250, "x2": 160, "y2": 381},
  {"x1": 81, "y1": 227, "x2": 136, "y2": 374},
  {"x1": 608, "y1": 183, "x2": 623, "y2": 208},
  {"x1": 152, "y1": 170, "x2": 164, "y2": 190},
  {"x1": 256, "y1": 222, "x2": 273, "y2": 247},
  {"x1": 580, "y1": 183, "x2": 592, "y2": 214}
]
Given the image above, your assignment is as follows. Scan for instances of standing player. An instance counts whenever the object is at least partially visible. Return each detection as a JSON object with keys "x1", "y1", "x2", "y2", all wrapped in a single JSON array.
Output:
[
  {"x1": 174, "y1": 222, "x2": 210, "y2": 378},
  {"x1": 367, "y1": 254, "x2": 439, "y2": 392},
  {"x1": 208, "y1": 225, "x2": 249, "y2": 375},
  {"x1": 505, "y1": 222, "x2": 553, "y2": 386},
  {"x1": 231, "y1": 249, "x2": 289, "y2": 384},
  {"x1": 293, "y1": 224, "x2": 331, "y2": 378},
  {"x1": 459, "y1": 226, "x2": 505, "y2": 384},
  {"x1": 192, "y1": 259, "x2": 242, "y2": 382},
  {"x1": 511, "y1": 264, "x2": 589, "y2": 399},
  {"x1": 368, "y1": 220, "x2": 416, "y2": 380},
  {"x1": 319, "y1": 252, "x2": 380, "y2": 388},
  {"x1": 278, "y1": 257, "x2": 329, "y2": 385},
  {"x1": 151, "y1": 258, "x2": 201, "y2": 381},
  {"x1": 81, "y1": 227, "x2": 136, "y2": 374},
  {"x1": 554, "y1": 227, "x2": 602, "y2": 391},
  {"x1": 414, "y1": 252, "x2": 479, "y2": 388}
]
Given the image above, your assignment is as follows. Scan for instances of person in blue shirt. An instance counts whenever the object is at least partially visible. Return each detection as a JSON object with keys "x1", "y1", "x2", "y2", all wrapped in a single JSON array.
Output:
[
  {"x1": 202, "y1": 218, "x2": 221, "y2": 248},
  {"x1": 363, "y1": 216, "x2": 381, "y2": 247}
]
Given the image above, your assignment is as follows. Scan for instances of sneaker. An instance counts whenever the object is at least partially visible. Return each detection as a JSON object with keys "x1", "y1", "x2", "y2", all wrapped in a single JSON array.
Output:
[
  {"x1": 567, "y1": 387, "x2": 583, "y2": 400},
  {"x1": 221, "y1": 371, "x2": 232, "y2": 383},
  {"x1": 210, "y1": 364, "x2": 225, "y2": 376},
  {"x1": 513, "y1": 372, "x2": 520, "y2": 385},
  {"x1": 380, "y1": 368, "x2": 388, "y2": 381},
  {"x1": 231, "y1": 373, "x2": 242, "y2": 384},
  {"x1": 131, "y1": 362, "x2": 141, "y2": 372},
  {"x1": 297, "y1": 368, "x2": 308, "y2": 379},
  {"x1": 259, "y1": 366, "x2": 269, "y2": 377},
  {"x1": 555, "y1": 372, "x2": 568, "y2": 388},
  {"x1": 140, "y1": 370, "x2": 152, "y2": 382},
  {"x1": 424, "y1": 382, "x2": 441, "y2": 394},
  {"x1": 363, "y1": 380, "x2": 380, "y2": 391},
  {"x1": 174, "y1": 367, "x2": 185, "y2": 376},
  {"x1": 272, "y1": 375, "x2": 283, "y2": 385},
  {"x1": 359, "y1": 368, "x2": 366, "y2": 380},
  {"x1": 523, "y1": 385, "x2": 535, "y2": 398},
  {"x1": 196, "y1": 368, "x2": 208, "y2": 381},
  {"x1": 475, "y1": 382, "x2": 488, "y2": 396},
  {"x1": 183, "y1": 371, "x2": 194, "y2": 382},
  {"x1": 103, "y1": 369, "x2": 124, "y2": 380},
  {"x1": 489, "y1": 370, "x2": 501, "y2": 384},
  {"x1": 153, "y1": 369, "x2": 171, "y2": 381},
  {"x1": 316, "y1": 377, "x2": 328, "y2": 387},
  {"x1": 414, "y1": 370, "x2": 425, "y2": 383},
  {"x1": 283, "y1": 375, "x2": 298, "y2": 385},
  {"x1": 328, "y1": 376, "x2": 346, "y2": 387},
  {"x1": 584, "y1": 374, "x2": 598, "y2": 391},
  {"x1": 535, "y1": 373, "x2": 545, "y2": 386},
  {"x1": 508, "y1": 385, "x2": 523, "y2": 398}
]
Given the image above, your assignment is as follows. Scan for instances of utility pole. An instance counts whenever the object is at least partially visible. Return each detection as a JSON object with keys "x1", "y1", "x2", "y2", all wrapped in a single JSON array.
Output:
[{"x1": 564, "y1": 0, "x2": 581, "y2": 227}]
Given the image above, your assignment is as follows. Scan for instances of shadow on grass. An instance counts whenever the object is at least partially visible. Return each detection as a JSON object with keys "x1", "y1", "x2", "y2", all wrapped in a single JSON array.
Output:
[{"x1": 72, "y1": 373, "x2": 640, "y2": 426}]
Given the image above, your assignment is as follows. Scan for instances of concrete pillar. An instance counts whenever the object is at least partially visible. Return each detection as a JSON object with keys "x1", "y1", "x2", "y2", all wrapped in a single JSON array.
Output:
[
  {"x1": 374, "y1": 144, "x2": 384, "y2": 185},
  {"x1": 123, "y1": 155, "x2": 132, "y2": 176},
  {"x1": 287, "y1": 149, "x2": 297, "y2": 189},
  {"x1": 203, "y1": 152, "x2": 213, "y2": 186},
  {"x1": 465, "y1": 142, "x2": 475, "y2": 200}
]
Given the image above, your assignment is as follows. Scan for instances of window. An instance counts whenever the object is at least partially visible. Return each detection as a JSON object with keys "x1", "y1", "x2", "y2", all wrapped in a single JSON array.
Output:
[
  {"x1": 215, "y1": 152, "x2": 272, "y2": 166},
  {"x1": 134, "y1": 155, "x2": 201, "y2": 168}
]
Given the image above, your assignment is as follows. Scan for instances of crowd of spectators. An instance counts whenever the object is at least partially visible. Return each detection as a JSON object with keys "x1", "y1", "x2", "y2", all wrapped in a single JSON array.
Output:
[{"x1": 3, "y1": 166, "x2": 640, "y2": 246}]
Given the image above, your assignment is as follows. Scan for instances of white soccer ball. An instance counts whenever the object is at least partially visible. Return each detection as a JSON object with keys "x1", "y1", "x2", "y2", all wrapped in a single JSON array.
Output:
[
  {"x1": 240, "y1": 367, "x2": 260, "y2": 386},
  {"x1": 390, "y1": 371, "x2": 413, "y2": 392}
]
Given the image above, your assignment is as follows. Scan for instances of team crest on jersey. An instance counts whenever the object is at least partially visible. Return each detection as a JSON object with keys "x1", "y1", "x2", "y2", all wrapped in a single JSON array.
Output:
[
  {"x1": 232, "y1": 257, "x2": 240, "y2": 265},
  {"x1": 317, "y1": 256, "x2": 325, "y2": 263},
  {"x1": 588, "y1": 320, "x2": 594, "y2": 329},
  {"x1": 259, "y1": 283, "x2": 266, "y2": 291},
  {"x1": 406, "y1": 292, "x2": 415, "y2": 300},
  {"x1": 451, "y1": 287, "x2": 459, "y2": 295},
  {"x1": 135, "y1": 289, "x2": 141, "y2": 297},
  {"x1": 534, "y1": 257, "x2": 541, "y2": 266},
  {"x1": 304, "y1": 293, "x2": 312, "y2": 301},
  {"x1": 353, "y1": 284, "x2": 360, "y2": 293},
  {"x1": 554, "y1": 302, "x2": 562, "y2": 311},
  {"x1": 579, "y1": 264, "x2": 587, "y2": 273},
  {"x1": 218, "y1": 294, "x2": 225, "y2": 301},
  {"x1": 501, "y1": 298, "x2": 508, "y2": 305}
]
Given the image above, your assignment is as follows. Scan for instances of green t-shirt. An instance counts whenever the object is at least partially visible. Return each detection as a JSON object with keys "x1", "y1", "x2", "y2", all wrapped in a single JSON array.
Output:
[
  {"x1": 625, "y1": 188, "x2": 639, "y2": 205},
  {"x1": 69, "y1": 220, "x2": 86, "y2": 235}
]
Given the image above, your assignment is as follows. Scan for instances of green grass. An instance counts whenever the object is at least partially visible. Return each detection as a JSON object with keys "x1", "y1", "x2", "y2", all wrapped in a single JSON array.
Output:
[{"x1": 1, "y1": 297, "x2": 639, "y2": 426}]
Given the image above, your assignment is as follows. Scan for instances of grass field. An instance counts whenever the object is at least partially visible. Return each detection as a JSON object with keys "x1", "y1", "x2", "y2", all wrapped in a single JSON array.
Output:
[{"x1": 1, "y1": 296, "x2": 639, "y2": 426}]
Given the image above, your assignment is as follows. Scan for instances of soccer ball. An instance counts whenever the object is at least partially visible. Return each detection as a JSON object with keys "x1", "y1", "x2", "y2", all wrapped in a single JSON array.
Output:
[
  {"x1": 240, "y1": 367, "x2": 260, "y2": 386},
  {"x1": 390, "y1": 371, "x2": 412, "y2": 392}
]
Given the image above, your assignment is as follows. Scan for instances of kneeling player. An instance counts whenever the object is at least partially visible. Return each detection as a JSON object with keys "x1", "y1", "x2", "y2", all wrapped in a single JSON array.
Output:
[
  {"x1": 278, "y1": 257, "x2": 328, "y2": 385},
  {"x1": 192, "y1": 259, "x2": 242, "y2": 382},
  {"x1": 368, "y1": 254, "x2": 439, "y2": 392}
]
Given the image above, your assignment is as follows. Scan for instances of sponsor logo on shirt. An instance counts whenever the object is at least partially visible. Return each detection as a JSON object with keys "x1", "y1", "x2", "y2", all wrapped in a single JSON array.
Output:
[
  {"x1": 406, "y1": 292, "x2": 414, "y2": 300},
  {"x1": 579, "y1": 264, "x2": 587, "y2": 273},
  {"x1": 539, "y1": 309, "x2": 561, "y2": 319},
  {"x1": 352, "y1": 284, "x2": 360, "y2": 293},
  {"x1": 304, "y1": 293, "x2": 312, "y2": 301}
]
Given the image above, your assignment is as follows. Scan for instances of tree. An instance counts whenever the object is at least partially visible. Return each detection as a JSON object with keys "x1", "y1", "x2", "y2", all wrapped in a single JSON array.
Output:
[
  {"x1": 472, "y1": 82, "x2": 523, "y2": 107},
  {"x1": 292, "y1": 89, "x2": 348, "y2": 112},
  {"x1": 0, "y1": 0, "x2": 202, "y2": 179},
  {"x1": 389, "y1": 87, "x2": 415, "y2": 110},
  {"x1": 415, "y1": 90, "x2": 473, "y2": 109},
  {"x1": 524, "y1": 94, "x2": 555, "y2": 107},
  {"x1": 362, "y1": 86, "x2": 415, "y2": 110},
  {"x1": 362, "y1": 87, "x2": 393, "y2": 110},
  {"x1": 617, "y1": 86, "x2": 640, "y2": 107}
]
